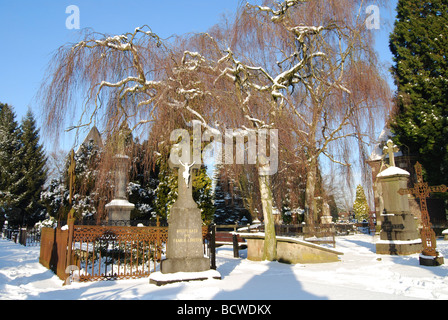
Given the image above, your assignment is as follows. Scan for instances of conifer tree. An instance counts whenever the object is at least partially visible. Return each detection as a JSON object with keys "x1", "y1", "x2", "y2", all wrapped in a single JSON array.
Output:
[
  {"x1": 0, "y1": 103, "x2": 24, "y2": 226},
  {"x1": 389, "y1": 0, "x2": 448, "y2": 186},
  {"x1": 19, "y1": 110, "x2": 48, "y2": 225},
  {"x1": 353, "y1": 185, "x2": 370, "y2": 222}
]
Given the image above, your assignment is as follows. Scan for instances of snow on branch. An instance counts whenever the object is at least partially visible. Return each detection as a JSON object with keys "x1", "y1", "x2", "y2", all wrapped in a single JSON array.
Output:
[{"x1": 247, "y1": 0, "x2": 308, "y2": 23}]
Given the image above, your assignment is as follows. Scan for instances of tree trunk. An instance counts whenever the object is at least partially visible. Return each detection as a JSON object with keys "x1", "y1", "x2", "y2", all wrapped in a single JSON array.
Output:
[
  {"x1": 305, "y1": 157, "x2": 317, "y2": 231},
  {"x1": 258, "y1": 170, "x2": 277, "y2": 261}
]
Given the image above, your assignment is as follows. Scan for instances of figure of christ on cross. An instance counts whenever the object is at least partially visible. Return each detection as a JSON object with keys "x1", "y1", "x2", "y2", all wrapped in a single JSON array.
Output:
[
  {"x1": 398, "y1": 162, "x2": 447, "y2": 257},
  {"x1": 169, "y1": 156, "x2": 201, "y2": 209}
]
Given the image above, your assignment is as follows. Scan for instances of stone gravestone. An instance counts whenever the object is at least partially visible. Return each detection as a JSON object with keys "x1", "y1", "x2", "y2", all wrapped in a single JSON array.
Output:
[
  {"x1": 375, "y1": 141, "x2": 422, "y2": 255},
  {"x1": 150, "y1": 145, "x2": 221, "y2": 285},
  {"x1": 160, "y1": 158, "x2": 210, "y2": 274}
]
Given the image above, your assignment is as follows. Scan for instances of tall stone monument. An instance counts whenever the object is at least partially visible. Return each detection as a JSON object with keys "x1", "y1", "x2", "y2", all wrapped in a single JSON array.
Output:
[
  {"x1": 375, "y1": 140, "x2": 422, "y2": 255},
  {"x1": 105, "y1": 127, "x2": 134, "y2": 226},
  {"x1": 149, "y1": 131, "x2": 220, "y2": 285}
]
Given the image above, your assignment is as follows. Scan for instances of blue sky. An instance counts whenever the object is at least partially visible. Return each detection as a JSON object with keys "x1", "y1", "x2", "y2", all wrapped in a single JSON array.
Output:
[{"x1": 0, "y1": 0, "x2": 398, "y2": 151}]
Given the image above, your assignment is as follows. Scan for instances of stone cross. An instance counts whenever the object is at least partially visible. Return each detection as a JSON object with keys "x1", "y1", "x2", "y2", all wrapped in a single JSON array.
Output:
[
  {"x1": 383, "y1": 139, "x2": 399, "y2": 167},
  {"x1": 160, "y1": 154, "x2": 211, "y2": 276},
  {"x1": 398, "y1": 162, "x2": 447, "y2": 257}
]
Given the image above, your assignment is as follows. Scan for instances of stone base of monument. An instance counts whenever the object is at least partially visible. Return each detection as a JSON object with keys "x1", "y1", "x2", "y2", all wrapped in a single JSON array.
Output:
[
  {"x1": 375, "y1": 212, "x2": 422, "y2": 255},
  {"x1": 149, "y1": 269, "x2": 221, "y2": 286},
  {"x1": 160, "y1": 257, "x2": 210, "y2": 274},
  {"x1": 105, "y1": 199, "x2": 134, "y2": 225},
  {"x1": 419, "y1": 253, "x2": 444, "y2": 267},
  {"x1": 376, "y1": 239, "x2": 422, "y2": 255}
]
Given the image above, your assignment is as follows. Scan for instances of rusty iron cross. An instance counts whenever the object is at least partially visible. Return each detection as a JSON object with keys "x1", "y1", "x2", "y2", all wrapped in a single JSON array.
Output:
[{"x1": 398, "y1": 162, "x2": 447, "y2": 256}]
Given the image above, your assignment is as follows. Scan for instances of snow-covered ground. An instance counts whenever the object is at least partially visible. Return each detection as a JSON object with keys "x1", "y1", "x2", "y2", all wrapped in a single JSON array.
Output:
[{"x1": 1, "y1": 234, "x2": 448, "y2": 300}]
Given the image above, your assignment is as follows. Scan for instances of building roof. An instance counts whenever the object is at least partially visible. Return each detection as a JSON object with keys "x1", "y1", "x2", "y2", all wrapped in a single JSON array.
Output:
[{"x1": 75, "y1": 126, "x2": 103, "y2": 154}]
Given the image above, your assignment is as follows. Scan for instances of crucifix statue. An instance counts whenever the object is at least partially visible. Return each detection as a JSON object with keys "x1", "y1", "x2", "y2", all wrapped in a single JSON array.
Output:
[
  {"x1": 157, "y1": 145, "x2": 213, "y2": 277},
  {"x1": 169, "y1": 156, "x2": 201, "y2": 209},
  {"x1": 383, "y1": 139, "x2": 399, "y2": 167},
  {"x1": 398, "y1": 162, "x2": 447, "y2": 259}
]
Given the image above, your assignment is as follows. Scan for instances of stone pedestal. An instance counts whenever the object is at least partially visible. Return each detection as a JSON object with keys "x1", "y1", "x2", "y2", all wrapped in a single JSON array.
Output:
[
  {"x1": 375, "y1": 166, "x2": 422, "y2": 255},
  {"x1": 419, "y1": 254, "x2": 444, "y2": 267},
  {"x1": 105, "y1": 199, "x2": 135, "y2": 224},
  {"x1": 160, "y1": 205, "x2": 210, "y2": 274}
]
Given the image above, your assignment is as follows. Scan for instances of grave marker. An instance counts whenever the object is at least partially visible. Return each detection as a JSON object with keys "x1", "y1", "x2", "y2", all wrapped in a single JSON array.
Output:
[
  {"x1": 157, "y1": 155, "x2": 218, "y2": 279},
  {"x1": 375, "y1": 145, "x2": 422, "y2": 256}
]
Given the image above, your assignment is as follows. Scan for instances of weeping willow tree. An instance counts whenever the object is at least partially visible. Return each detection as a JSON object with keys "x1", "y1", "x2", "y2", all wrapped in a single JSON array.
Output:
[
  {"x1": 39, "y1": 0, "x2": 391, "y2": 261},
  {"x1": 213, "y1": 0, "x2": 391, "y2": 230}
]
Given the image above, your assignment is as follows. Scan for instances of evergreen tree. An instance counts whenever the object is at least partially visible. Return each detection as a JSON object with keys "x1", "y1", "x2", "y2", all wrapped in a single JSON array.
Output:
[
  {"x1": 0, "y1": 103, "x2": 24, "y2": 227},
  {"x1": 353, "y1": 185, "x2": 370, "y2": 222},
  {"x1": 389, "y1": 0, "x2": 448, "y2": 186},
  {"x1": 213, "y1": 169, "x2": 251, "y2": 225},
  {"x1": 18, "y1": 110, "x2": 48, "y2": 225},
  {"x1": 41, "y1": 141, "x2": 102, "y2": 222},
  {"x1": 154, "y1": 159, "x2": 178, "y2": 222},
  {"x1": 128, "y1": 141, "x2": 159, "y2": 221}
]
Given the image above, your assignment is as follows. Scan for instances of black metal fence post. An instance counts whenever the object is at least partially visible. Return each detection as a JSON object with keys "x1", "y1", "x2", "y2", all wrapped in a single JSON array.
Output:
[
  {"x1": 232, "y1": 234, "x2": 239, "y2": 258},
  {"x1": 210, "y1": 224, "x2": 216, "y2": 270}
]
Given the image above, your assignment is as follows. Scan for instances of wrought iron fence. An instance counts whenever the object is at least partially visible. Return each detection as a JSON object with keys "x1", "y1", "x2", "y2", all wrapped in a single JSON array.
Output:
[
  {"x1": 2, "y1": 226, "x2": 41, "y2": 246},
  {"x1": 39, "y1": 223, "x2": 215, "y2": 283},
  {"x1": 70, "y1": 225, "x2": 169, "y2": 282}
]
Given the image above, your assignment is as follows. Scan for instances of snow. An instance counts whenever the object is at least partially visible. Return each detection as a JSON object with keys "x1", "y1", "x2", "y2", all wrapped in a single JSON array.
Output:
[
  {"x1": 1, "y1": 234, "x2": 448, "y2": 300},
  {"x1": 377, "y1": 166, "x2": 410, "y2": 177},
  {"x1": 376, "y1": 239, "x2": 422, "y2": 245},
  {"x1": 149, "y1": 270, "x2": 221, "y2": 283},
  {"x1": 105, "y1": 199, "x2": 135, "y2": 209}
]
